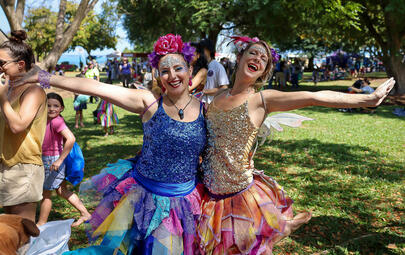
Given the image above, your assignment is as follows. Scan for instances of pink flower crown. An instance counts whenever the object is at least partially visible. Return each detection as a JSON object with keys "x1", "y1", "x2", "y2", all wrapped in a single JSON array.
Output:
[
  {"x1": 148, "y1": 34, "x2": 195, "y2": 69},
  {"x1": 229, "y1": 36, "x2": 280, "y2": 63}
]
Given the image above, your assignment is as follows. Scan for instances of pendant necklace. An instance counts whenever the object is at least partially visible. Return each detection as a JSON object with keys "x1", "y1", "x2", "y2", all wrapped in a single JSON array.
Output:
[{"x1": 166, "y1": 95, "x2": 193, "y2": 120}]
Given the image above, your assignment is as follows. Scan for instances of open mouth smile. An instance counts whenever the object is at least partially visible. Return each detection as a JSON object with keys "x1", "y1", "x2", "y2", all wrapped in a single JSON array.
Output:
[
  {"x1": 248, "y1": 63, "x2": 258, "y2": 72},
  {"x1": 168, "y1": 80, "x2": 182, "y2": 88}
]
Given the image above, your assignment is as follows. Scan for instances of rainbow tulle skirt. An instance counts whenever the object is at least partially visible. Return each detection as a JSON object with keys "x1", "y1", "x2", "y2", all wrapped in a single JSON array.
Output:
[
  {"x1": 197, "y1": 171, "x2": 293, "y2": 255},
  {"x1": 80, "y1": 159, "x2": 203, "y2": 254}
]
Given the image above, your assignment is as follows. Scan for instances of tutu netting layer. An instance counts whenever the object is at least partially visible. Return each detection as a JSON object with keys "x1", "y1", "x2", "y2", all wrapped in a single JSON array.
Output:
[
  {"x1": 197, "y1": 171, "x2": 293, "y2": 255},
  {"x1": 80, "y1": 159, "x2": 203, "y2": 255}
]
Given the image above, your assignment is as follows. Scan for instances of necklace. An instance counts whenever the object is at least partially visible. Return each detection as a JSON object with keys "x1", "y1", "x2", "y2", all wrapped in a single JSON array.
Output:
[{"x1": 166, "y1": 95, "x2": 193, "y2": 120}]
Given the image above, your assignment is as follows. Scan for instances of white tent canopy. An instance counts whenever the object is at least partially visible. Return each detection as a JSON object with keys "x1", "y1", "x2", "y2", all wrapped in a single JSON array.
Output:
[{"x1": 107, "y1": 51, "x2": 121, "y2": 59}]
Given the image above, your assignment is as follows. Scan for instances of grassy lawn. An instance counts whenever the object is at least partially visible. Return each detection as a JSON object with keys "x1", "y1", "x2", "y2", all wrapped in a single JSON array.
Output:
[{"x1": 1, "y1": 74, "x2": 404, "y2": 254}]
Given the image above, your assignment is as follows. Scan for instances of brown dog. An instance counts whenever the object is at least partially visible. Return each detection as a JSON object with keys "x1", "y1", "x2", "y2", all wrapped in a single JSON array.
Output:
[{"x1": 0, "y1": 214, "x2": 40, "y2": 255}]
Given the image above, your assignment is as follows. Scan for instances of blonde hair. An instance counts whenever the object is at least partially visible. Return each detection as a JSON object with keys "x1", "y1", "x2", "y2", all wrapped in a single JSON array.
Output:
[{"x1": 230, "y1": 41, "x2": 274, "y2": 91}]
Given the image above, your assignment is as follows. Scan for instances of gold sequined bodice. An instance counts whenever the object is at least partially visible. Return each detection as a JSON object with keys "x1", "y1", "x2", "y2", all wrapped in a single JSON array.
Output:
[{"x1": 202, "y1": 99, "x2": 259, "y2": 195}]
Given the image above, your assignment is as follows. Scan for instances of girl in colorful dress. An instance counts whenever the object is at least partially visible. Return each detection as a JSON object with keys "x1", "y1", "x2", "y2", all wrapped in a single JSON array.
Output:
[
  {"x1": 38, "y1": 92, "x2": 91, "y2": 227},
  {"x1": 96, "y1": 98, "x2": 119, "y2": 136},
  {"x1": 14, "y1": 34, "x2": 206, "y2": 254},
  {"x1": 197, "y1": 36, "x2": 395, "y2": 254}
]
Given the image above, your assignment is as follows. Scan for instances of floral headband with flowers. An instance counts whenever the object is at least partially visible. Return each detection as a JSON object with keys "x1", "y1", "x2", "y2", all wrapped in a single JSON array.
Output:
[
  {"x1": 148, "y1": 34, "x2": 195, "y2": 69},
  {"x1": 229, "y1": 36, "x2": 280, "y2": 64}
]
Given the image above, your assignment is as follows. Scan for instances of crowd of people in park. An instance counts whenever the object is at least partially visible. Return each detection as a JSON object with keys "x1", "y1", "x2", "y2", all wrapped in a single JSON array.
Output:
[{"x1": 0, "y1": 30, "x2": 395, "y2": 254}]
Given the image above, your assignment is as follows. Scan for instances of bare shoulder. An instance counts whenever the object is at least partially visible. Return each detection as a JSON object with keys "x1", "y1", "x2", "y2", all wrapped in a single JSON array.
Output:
[{"x1": 21, "y1": 83, "x2": 46, "y2": 100}]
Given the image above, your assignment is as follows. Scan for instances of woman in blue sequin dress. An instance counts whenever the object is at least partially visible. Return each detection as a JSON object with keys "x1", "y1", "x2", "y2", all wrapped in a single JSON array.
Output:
[{"x1": 16, "y1": 34, "x2": 206, "y2": 254}]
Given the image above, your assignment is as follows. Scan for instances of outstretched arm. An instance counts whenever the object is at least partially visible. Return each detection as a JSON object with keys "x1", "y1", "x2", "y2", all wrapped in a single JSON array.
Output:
[
  {"x1": 12, "y1": 67, "x2": 156, "y2": 114},
  {"x1": 263, "y1": 78, "x2": 395, "y2": 113},
  {"x1": 47, "y1": 75, "x2": 153, "y2": 113}
]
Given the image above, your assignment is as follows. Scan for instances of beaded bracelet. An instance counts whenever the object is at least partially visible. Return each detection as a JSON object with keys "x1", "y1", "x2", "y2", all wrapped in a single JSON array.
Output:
[{"x1": 38, "y1": 70, "x2": 51, "y2": 89}]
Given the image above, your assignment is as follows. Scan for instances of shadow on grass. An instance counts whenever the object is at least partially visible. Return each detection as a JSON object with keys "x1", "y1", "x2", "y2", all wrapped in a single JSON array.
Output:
[
  {"x1": 257, "y1": 138, "x2": 404, "y2": 253},
  {"x1": 71, "y1": 113, "x2": 144, "y2": 178},
  {"x1": 255, "y1": 138, "x2": 403, "y2": 182},
  {"x1": 289, "y1": 215, "x2": 405, "y2": 254}
]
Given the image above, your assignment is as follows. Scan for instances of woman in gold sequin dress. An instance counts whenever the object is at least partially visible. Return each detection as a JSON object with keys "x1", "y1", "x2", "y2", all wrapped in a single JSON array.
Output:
[{"x1": 197, "y1": 37, "x2": 395, "y2": 254}]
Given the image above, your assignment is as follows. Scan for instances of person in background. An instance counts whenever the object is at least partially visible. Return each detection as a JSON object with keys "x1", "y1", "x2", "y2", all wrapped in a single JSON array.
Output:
[
  {"x1": 106, "y1": 59, "x2": 113, "y2": 83},
  {"x1": 119, "y1": 57, "x2": 132, "y2": 88},
  {"x1": 85, "y1": 61, "x2": 99, "y2": 103},
  {"x1": 189, "y1": 41, "x2": 208, "y2": 94},
  {"x1": 200, "y1": 38, "x2": 229, "y2": 103},
  {"x1": 142, "y1": 67, "x2": 152, "y2": 88}
]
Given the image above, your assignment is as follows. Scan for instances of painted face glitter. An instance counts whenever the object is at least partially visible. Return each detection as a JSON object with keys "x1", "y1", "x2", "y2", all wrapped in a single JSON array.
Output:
[
  {"x1": 249, "y1": 45, "x2": 268, "y2": 58},
  {"x1": 159, "y1": 55, "x2": 188, "y2": 76}
]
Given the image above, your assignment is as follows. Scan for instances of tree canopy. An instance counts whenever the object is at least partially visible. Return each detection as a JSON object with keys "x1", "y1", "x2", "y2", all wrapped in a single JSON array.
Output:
[{"x1": 24, "y1": 2, "x2": 118, "y2": 61}]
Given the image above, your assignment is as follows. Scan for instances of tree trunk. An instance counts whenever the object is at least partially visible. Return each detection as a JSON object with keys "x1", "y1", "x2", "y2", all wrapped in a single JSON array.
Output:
[
  {"x1": 383, "y1": 55, "x2": 405, "y2": 95},
  {"x1": 208, "y1": 26, "x2": 222, "y2": 48},
  {"x1": 0, "y1": 0, "x2": 25, "y2": 44},
  {"x1": 360, "y1": 6, "x2": 405, "y2": 95},
  {"x1": 40, "y1": 0, "x2": 98, "y2": 71},
  {"x1": 0, "y1": 29, "x2": 8, "y2": 44},
  {"x1": 308, "y1": 56, "x2": 314, "y2": 71}
]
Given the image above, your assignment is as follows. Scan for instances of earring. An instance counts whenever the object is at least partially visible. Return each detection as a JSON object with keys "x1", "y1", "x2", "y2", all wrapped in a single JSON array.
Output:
[{"x1": 189, "y1": 76, "x2": 192, "y2": 86}]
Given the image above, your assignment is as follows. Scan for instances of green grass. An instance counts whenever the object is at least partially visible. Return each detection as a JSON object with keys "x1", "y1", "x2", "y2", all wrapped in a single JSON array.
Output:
[{"x1": 1, "y1": 77, "x2": 404, "y2": 254}]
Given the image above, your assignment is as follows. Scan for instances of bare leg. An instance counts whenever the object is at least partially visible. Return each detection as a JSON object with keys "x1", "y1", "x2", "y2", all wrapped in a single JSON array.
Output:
[
  {"x1": 104, "y1": 126, "x2": 108, "y2": 136},
  {"x1": 274, "y1": 211, "x2": 312, "y2": 244},
  {"x1": 37, "y1": 190, "x2": 53, "y2": 226},
  {"x1": 3, "y1": 202, "x2": 37, "y2": 222},
  {"x1": 80, "y1": 112, "x2": 85, "y2": 127},
  {"x1": 56, "y1": 181, "x2": 91, "y2": 227},
  {"x1": 75, "y1": 111, "x2": 80, "y2": 129}
]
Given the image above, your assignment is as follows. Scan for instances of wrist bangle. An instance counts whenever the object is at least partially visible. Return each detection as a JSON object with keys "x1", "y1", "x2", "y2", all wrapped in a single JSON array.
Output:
[{"x1": 38, "y1": 70, "x2": 51, "y2": 89}]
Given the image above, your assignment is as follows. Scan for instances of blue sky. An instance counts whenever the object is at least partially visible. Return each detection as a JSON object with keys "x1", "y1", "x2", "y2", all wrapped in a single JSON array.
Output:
[{"x1": 0, "y1": 0, "x2": 132, "y2": 55}]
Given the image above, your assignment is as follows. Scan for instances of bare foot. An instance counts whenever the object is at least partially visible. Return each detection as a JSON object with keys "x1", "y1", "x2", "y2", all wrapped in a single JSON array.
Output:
[
  {"x1": 274, "y1": 211, "x2": 312, "y2": 243},
  {"x1": 72, "y1": 214, "x2": 91, "y2": 227},
  {"x1": 80, "y1": 123, "x2": 85, "y2": 128},
  {"x1": 104, "y1": 133, "x2": 109, "y2": 137},
  {"x1": 75, "y1": 124, "x2": 79, "y2": 129},
  {"x1": 36, "y1": 222, "x2": 45, "y2": 228}
]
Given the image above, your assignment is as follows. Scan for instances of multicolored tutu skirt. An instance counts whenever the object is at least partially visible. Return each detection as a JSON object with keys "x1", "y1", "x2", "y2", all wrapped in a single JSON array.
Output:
[
  {"x1": 80, "y1": 158, "x2": 203, "y2": 255},
  {"x1": 96, "y1": 100, "x2": 119, "y2": 127},
  {"x1": 197, "y1": 170, "x2": 293, "y2": 255}
]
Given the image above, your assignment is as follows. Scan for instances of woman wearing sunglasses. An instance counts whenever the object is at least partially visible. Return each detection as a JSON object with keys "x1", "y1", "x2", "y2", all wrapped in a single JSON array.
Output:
[{"x1": 0, "y1": 30, "x2": 47, "y2": 223}]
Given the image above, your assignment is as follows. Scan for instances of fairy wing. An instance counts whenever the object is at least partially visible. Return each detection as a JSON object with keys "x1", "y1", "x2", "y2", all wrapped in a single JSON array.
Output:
[{"x1": 257, "y1": 113, "x2": 313, "y2": 145}]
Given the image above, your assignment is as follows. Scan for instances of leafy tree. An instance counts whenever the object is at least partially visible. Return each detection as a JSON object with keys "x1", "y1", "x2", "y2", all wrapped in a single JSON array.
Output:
[
  {"x1": 24, "y1": 7, "x2": 57, "y2": 61},
  {"x1": 1, "y1": 0, "x2": 99, "y2": 70},
  {"x1": 118, "y1": 0, "x2": 240, "y2": 50},
  {"x1": 25, "y1": 3, "x2": 118, "y2": 63},
  {"x1": 69, "y1": 1, "x2": 119, "y2": 54},
  {"x1": 246, "y1": 0, "x2": 405, "y2": 94}
]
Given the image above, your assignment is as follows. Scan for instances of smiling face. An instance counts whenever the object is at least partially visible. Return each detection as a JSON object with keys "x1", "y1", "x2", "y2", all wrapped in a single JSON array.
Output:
[
  {"x1": 158, "y1": 53, "x2": 191, "y2": 94},
  {"x1": 47, "y1": 98, "x2": 64, "y2": 119},
  {"x1": 236, "y1": 43, "x2": 270, "y2": 83}
]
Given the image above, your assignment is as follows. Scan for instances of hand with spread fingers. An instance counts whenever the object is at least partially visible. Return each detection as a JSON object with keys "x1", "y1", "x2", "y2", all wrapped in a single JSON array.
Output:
[{"x1": 369, "y1": 77, "x2": 395, "y2": 106}]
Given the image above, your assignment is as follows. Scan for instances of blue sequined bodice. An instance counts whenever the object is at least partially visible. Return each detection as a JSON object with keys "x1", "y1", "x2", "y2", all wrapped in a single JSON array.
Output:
[{"x1": 135, "y1": 97, "x2": 206, "y2": 183}]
